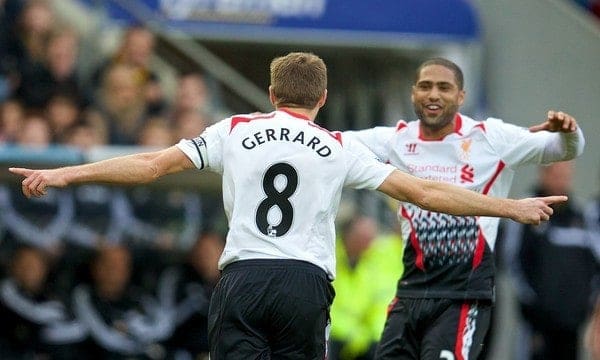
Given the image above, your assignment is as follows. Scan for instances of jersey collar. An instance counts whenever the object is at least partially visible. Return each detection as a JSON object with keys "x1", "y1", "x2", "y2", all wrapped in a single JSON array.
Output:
[
  {"x1": 418, "y1": 113, "x2": 463, "y2": 141},
  {"x1": 278, "y1": 108, "x2": 311, "y2": 121}
]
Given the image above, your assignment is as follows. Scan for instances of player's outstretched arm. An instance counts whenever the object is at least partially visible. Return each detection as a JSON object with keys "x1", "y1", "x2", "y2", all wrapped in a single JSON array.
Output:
[
  {"x1": 9, "y1": 146, "x2": 195, "y2": 198},
  {"x1": 377, "y1": 169, "x2": 567, "y2": 225}
]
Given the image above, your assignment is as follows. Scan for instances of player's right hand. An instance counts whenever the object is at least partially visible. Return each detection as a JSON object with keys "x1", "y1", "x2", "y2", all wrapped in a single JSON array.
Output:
[
  {"x1": 529, "y1": 110, "x2": 578, "y2": 133},
  {"x1": 8, "y1": 167, "x2": 66, "y2": 199},
  {"x1": 512, "y1": 195, "x2": 567, "y2": 225}
]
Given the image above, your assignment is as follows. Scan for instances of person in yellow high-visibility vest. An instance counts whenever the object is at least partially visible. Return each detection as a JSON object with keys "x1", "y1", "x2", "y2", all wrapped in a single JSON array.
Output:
[{"x1": 330, "y1": 215, "x2": 404, "y2": 360}]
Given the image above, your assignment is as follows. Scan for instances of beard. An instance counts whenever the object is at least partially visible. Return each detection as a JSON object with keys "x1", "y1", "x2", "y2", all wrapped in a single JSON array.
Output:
[{"x1": 413, "y1": 103, "x2": 459, "y2": 131}]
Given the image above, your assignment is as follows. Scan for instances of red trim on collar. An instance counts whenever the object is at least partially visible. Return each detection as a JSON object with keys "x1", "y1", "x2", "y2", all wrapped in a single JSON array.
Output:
[
  {"x1": 278, "y1": 108, "x2": 311, "y2": 120},
  {"x1": 453, "y1": 113, "x2": 463, "y2": 135},
  {"x1": 396, "y1": 120, "x2": 408, "y2": 132},
  {"x1": 229, "y1": 112, "x2": 277, "y2": 133},
  {"x1": 307, "y1": 122, "x2": 343, "y2": 145}
]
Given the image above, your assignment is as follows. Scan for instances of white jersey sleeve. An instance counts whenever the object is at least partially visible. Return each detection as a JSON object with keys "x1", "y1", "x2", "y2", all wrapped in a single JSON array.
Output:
[
  {"x1": 485, "y1": 118, "x2": 584, "y2": 167},
  {"x1": 484, "y1": 118, "x2": 549, "y2": 167},
  {"x1": 342, "y1": 137, "x2": 395, "y2": 190},
  {"x1": 343, "y1": 126, "x2": 396, "y2": 162},
  {"x1": 538, "y1": 126, "x2": 584, "y2": 163},
  {"x1": 175, "y1": 118, "x2": 231, "y2": 174}
]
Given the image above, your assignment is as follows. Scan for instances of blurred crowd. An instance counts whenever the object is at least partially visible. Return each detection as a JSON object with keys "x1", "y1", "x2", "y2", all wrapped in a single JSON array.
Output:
[
  {"x1": 0, "y1": 1, "x2": 599, "y2": 360},
  {"x1": 0, "y1": 0, "x2": 223, "y2": 149},
  {"x1": 0, "y1": 1, "x2": 232, "y2": 359}
]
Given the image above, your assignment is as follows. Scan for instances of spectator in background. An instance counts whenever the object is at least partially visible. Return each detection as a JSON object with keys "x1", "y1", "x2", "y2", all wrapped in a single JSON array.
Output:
[
  {"x1": 0, "y1": 113, "x2": 74, "y2": 252},
  {"x1": 173, "y1": 109, "x2": 208, "y2": 141},
  {"x1": 3, "y1": 0, "x2": 55, "y2": 80},
  {"x1": 501, "y1": 161, "x2": 599, "y2": 360},
  {"x1": 16, "y1": 112, "x2": 52, "y2": 148},
  {"x1": 0, "y1": 98, "x2": 24, "y2": 143},
  {"x1": 158, "y1": 232, "x2": 225, "y2": 359},
  {"x1": 0, "y1": 0, "x2": 24, "y2": 101},
  {"x1": 0, "y1": 245, "x2": 53, "y2": 357},
  {"x1": 329, "y1": 216, "x2": 403, "y2": 360},
  {"x1": 330, "y1": 215, "x2": 379, "y2": 360},
  {"x1": 15, "y1": 0, "x2": 54, "y2": 61},
  {"x1": 583, "y1": 166, "x2": 600, "y2": 360},
  {"x1": 90, "y1": 25, "x2": 166, "y2": 115},
  {"x1": 169, "y1": 72, "x2": 215, "y2": 123},
  {"x1": 63, "y1": 120, "x2": 106, "y2": 151},
  {"x1": 15, "y1": 27, "x2": 87, "y2": 110},
  {"x1": 137, "y1": 117, "x2": 175, "y2": 148},
  {"x1": 46, "y1": 92, "x2": 82, "y2": 143},
  {"x1": 87, "y1": 63, "x2": 153, "y2": 145},
  {"x1": 72, "y1": 244, "x2": 172, "y2": 359},
  {"x1": 45, "y1": 28, "x2": 82, "y2": 90},
  {"x1": 0, "y1": 246, "x2": 85, "y2": 359}
]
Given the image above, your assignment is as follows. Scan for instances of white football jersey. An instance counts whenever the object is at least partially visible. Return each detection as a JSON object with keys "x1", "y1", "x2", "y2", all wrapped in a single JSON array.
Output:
[
  {"x1": 346, "y1": 113, "x2": 577, "y2": 299},
  {"x1": 177, "y1": 109, "x2": 395, "y2": 279}
]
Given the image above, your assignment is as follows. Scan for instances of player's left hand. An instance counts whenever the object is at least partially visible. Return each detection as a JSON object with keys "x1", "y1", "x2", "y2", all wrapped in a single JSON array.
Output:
[
  {"x1": 529, "y1": 110, "x2": 578, "y2": 133},
  {"x1": 512, "y1": 195, "x2": 568, "y2": 225}
]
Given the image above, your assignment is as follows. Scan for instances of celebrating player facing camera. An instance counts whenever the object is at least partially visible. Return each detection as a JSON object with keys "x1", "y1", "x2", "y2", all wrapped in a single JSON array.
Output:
[{"x1": 345, "y1": 57, "x2": 584, "y2": 360}]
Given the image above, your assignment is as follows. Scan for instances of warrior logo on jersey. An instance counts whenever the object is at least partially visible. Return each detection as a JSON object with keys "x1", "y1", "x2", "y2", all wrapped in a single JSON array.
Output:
[
  {"x1": 403, "y1": 203, "x2": 479, "y2": 268},
  {"x1": 405, "y1": 143, "x2": 418, "y2": 155}
]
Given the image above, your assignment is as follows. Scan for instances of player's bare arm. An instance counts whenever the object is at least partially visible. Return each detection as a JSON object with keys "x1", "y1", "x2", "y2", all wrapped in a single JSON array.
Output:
[
  {"x1": 9, "y1": 146, "x2": 195, "y2": 198},
  {"x1": 529, "y1": 110, "x2": 578, "y2": 133},
  {"x1": 377, "y1": 169, "x2": 567, "y2": 225}
]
